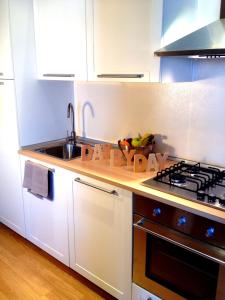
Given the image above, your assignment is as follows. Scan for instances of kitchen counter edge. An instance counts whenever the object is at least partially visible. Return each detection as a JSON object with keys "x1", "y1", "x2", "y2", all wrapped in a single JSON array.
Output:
[{"x1": 19, "y1": 149, "x2": 225, "y2": 224}]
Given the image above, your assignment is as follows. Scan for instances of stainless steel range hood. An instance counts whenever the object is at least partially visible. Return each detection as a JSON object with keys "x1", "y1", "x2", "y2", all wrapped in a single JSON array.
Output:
[{"x1": 155, "y1": 1, "x2": 225, "y2": 58}]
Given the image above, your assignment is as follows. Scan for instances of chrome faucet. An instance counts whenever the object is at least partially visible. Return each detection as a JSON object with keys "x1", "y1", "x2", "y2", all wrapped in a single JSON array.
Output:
[{"x1": 67, "y1": 102, "x2": 76, "y2": 144}]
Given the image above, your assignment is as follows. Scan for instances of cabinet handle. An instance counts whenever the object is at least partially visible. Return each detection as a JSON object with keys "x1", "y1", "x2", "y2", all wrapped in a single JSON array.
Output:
[
  {"x1": 97, "y1": 74, "x2": 144, "y2": 78},
  {"x1": 74, "y1": 177, "x2": 118, "y2": 196},
  {"x1": 43, "y1": 73, "x2": 75, "y2": 78},
  {"x1": 0, "y1": 82, "x2": 4, "y2": 85},
  {"x1": 0, "y1": 73, "x2": 4, "y2": 76}
]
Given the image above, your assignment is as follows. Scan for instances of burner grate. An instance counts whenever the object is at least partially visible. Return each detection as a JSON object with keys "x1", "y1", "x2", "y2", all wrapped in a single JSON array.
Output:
[{"x1": 147, "y1": 160, "x2": 225, "y2": 211}]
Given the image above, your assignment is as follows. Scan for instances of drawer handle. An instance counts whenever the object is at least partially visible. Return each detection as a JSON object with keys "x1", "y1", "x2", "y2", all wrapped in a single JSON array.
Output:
[
  {"x1": 74, "y1": 177, "x2": 118, "y2": 196},
  {"x1": 0, "y1": 82, "x2": 4, "y2": 85},
  {"x1": 97, "y1": 73, "x2": 144, "y2": 78},
  {"x1": 0, "y1": 73, "x2": 4, "y2": 76},
  {"x1": 43, "y1": 73, "x2": 75, "y2": 77}
]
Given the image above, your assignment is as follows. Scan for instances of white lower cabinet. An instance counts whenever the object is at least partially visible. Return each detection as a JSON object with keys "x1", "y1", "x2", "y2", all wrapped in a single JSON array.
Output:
[
  {"x1": 20, "y1": 156, "x2": 73, "y2": 266},
  {"x1": 132, "y1": 283, "x2": 162, "y2": 300},
  {"x1": 19, "y1": 156, "x2": 133, "y2": 298},
  {"x1": 71, "y1": 175, "x2": 132, "y2": 300}
]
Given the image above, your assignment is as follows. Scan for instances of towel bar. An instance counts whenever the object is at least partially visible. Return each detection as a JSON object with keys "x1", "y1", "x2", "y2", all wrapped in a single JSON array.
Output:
[{"x1": 26, "y1": 160, "x2": 55, "y2": 173}]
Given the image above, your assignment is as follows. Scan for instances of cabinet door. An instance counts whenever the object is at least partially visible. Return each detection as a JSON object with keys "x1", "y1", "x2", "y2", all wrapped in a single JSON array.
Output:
[
  {"x1": 20, "y1": 156, "x2": 72, "y2": 266},
  {"x1": 0, "y1": 80, "x2": 25, "y2": 236},
  {"x1": 33, "y1": 0, "x2": 87, "y2": 80},
  {"x1": 0, "y1": 0, "x2": 14, "y2": 79},
  {"x1": 72, "y1": 175, "x2": 132, "y2": 300},
  {"x1": 86, "y1": 0, "x2": 163, "y2": 82}
]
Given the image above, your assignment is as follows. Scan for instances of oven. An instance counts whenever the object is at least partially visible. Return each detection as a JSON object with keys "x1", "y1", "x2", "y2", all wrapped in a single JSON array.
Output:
[{"x1": 133, "y1": 194, "x2": 225, "y2": 300}]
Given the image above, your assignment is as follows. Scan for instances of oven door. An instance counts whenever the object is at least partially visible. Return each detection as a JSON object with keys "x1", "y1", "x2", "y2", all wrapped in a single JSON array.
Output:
[{"x1": 133, "y1": 214, "x2": 225, "y2": 300}]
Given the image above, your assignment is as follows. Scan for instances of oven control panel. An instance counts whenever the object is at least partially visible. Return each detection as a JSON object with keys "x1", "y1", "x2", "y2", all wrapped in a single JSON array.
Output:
[
  {"x1": 133, "y1": 194, "x2": 225, "y2": 250},
  {"x1": 132, "y1": 283, "x2": 162, "y2": 300}
]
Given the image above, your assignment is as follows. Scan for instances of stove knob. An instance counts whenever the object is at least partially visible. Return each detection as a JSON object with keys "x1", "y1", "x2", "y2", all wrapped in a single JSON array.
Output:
[
  {"x1": 206, "y1": 227, "x2": 215, "y2": 238},
  {"x1": 197, "y1": 190, "x2": 205, "y2": 201},
  {"x1": 208, "y1": 193, "x2": 216, "y2": 203},
  {"x1": 219, "y1": 195, "x2": 225, "y2": 206},
  {"x1": 177, "y1": 216, "x2": 187, "y2": 226},
  {"x1": 153, "y1": 208, "x2": 161, "y2": 217}
]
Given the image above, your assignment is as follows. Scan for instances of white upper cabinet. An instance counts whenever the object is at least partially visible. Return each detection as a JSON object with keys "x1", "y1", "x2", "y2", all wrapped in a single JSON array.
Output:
[
  {"x1": 33, "y1": 0, "x2": 87, "y2": 80},
  {"x1": 86, "y1": 0, "x2": 163, "y2": 82},
  {"x1": 0, "y1": 0, "x2": 14, "y2": 79}
]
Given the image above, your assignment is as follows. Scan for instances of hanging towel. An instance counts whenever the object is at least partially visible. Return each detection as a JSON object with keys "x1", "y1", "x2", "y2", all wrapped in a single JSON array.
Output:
[
  {"x1": 23, "y1": 160, "x2": 35, "y2": 189},
  {"x1": 23, "y1": 160, "x2": 50, "y2": 198},
  {"x1": 31, "y1": 163, "x2": 49, "y2": 198}
]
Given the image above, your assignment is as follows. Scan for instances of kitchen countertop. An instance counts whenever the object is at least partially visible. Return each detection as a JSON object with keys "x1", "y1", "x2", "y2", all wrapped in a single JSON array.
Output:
[{"x1": 19, "y1": 148, "x2": 225, "y2": 224}]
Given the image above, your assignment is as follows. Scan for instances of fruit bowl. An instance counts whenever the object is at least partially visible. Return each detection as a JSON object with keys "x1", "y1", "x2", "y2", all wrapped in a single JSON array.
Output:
[
  {"x1": 118, "y1": 133, "x2": 155, "y2": 159},
  {"x1": 132, "y1": 144, "x2": 154, "y2": 157}
]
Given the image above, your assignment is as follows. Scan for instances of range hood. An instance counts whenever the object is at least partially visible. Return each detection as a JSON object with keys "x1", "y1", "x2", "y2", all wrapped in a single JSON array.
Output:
[{"x1": 155, "y1": 1, "x2": 225, "y2": 57}]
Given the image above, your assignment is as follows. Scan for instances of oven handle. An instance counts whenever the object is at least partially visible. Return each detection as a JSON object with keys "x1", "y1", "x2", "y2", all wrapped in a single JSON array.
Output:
[{"x1": 133, "y1": 215, "x2": 225, "y2": 266}]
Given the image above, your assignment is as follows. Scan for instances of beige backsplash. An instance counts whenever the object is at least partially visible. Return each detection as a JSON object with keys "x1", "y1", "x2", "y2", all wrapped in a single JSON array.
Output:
[{"x1": 75, "y1": 70, "x2": 225, "y2": 167}]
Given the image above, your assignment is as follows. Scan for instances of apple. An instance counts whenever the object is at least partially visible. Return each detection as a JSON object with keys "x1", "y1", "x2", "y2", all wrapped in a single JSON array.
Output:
[
  {"x1": 131, "y1": 137, "x2": 142, "y2": 147},
  {"x1": 120, "y1": 139, "x2": 130, "y2": 147}
]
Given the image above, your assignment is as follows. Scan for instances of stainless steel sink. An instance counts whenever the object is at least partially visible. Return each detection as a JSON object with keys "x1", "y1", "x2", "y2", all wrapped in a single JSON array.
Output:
[{"x1": 34, "y1": 143, "x2": 81, "y2": 160}]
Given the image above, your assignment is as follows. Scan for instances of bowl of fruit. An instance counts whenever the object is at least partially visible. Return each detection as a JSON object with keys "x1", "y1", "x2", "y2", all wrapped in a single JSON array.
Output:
[{"x1": 118, "y1": 133, "x2": 155, "y2": 158}]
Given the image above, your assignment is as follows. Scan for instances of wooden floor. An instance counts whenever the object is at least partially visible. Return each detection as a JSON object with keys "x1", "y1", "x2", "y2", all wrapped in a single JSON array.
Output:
[{"x1": 0, "y1": 223, "x2": 117, "y2": 300}]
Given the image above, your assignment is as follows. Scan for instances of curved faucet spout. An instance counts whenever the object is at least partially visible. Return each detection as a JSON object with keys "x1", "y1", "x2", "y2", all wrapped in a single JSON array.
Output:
[
  {"x1": 67, "y1": 102, "x2": 76, "y2": 144},
  {"x1": 82, "y1": 101, "x2": 94, "y2": 137}
]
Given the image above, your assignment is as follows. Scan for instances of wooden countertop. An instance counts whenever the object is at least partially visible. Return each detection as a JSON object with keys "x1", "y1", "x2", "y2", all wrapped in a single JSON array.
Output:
[{"x1": 19, "y1": 149, "x2": 225, "y2": 224}]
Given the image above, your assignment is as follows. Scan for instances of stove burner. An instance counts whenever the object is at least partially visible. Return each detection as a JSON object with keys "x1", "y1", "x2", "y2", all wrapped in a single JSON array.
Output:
[
  {"x1": 189, "y1": 166, "x2": 200, "y2": 175},
  {"x1": 170, "y1": 174, "x2": 186, "y2": 185}
]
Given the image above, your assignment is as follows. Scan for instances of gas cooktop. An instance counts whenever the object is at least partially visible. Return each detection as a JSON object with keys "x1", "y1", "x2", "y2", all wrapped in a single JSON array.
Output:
[{"x1": 142, "y1": 160, "x2": 225, "y2": 211}]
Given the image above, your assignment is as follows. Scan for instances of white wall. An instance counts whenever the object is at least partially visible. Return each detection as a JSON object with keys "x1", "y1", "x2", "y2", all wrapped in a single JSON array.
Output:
[
  {"x1": 17, "y1": 80, "x2": 74, "y2": 146},
  {"x1": 75, "y1": 59, "x2": 225, "y2": 167}
]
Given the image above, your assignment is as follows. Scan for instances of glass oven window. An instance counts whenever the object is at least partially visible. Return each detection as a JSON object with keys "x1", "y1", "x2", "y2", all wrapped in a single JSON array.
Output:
[{"x1": 146, "y1": 235, "x2": 219, "y2": 300}]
